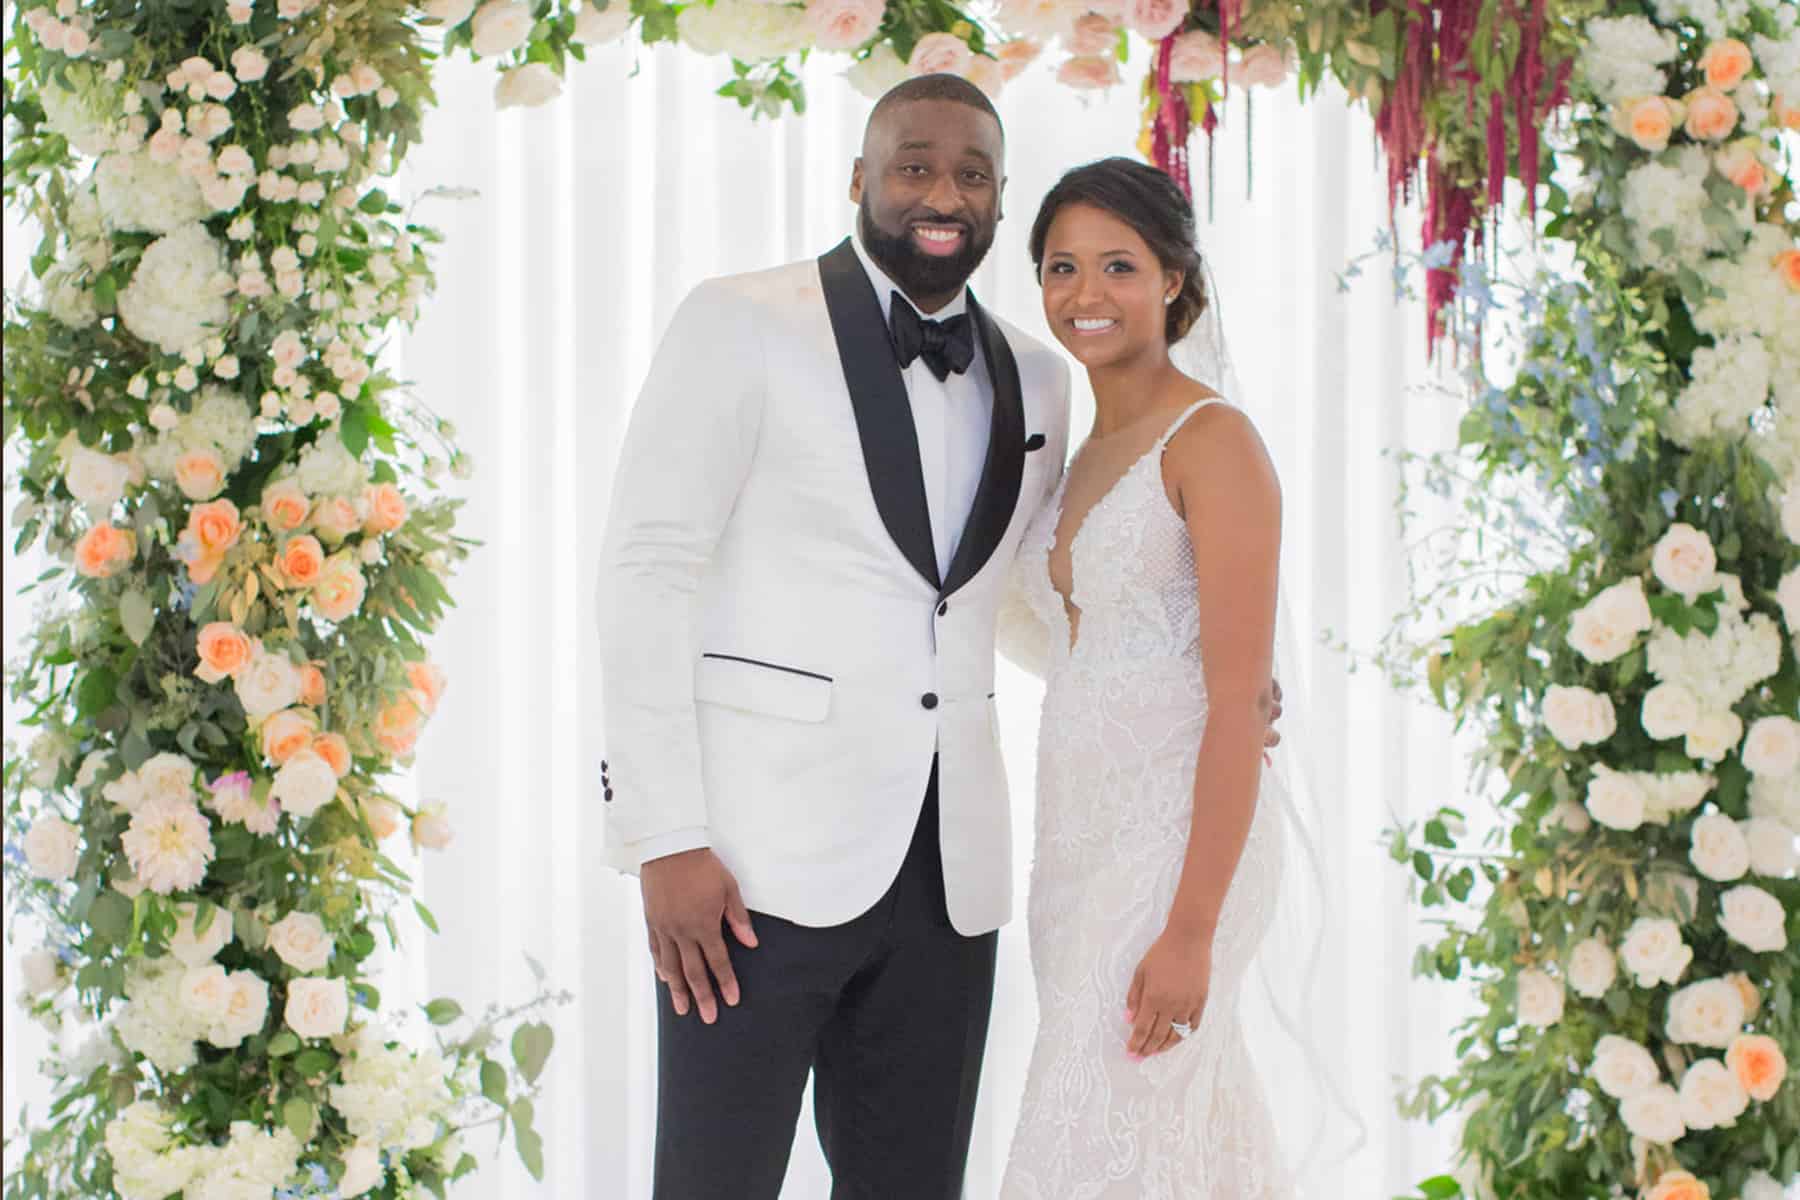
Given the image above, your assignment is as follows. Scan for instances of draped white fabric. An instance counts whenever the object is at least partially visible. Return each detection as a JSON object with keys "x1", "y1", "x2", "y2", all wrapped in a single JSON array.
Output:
[{"x1": 4, "y1": 40, "x2": 1472, "y2": 1198}]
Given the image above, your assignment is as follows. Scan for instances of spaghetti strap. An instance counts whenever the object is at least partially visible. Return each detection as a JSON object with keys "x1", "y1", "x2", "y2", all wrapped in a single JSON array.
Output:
[{"x1": 1154, "y1": 395, "x2": 1231, "y2": 452}]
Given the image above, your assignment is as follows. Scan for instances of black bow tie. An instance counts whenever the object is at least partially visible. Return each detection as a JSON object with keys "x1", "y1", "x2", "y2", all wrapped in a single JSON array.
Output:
[{"x1": 888, "y1": 295, "x2": 975, "y2": 382}]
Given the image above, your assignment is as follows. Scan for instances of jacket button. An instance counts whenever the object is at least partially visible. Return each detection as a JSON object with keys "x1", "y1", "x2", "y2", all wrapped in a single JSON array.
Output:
[
  {"x1": 603, "y1": 787, "x2": 614, "y2": 802},
  {"x1": 921, "y1": 692, "x2": 939, "y2": 710},
  {"x1": 937, "y1": 601, "x2": 948, "y2": 617}
]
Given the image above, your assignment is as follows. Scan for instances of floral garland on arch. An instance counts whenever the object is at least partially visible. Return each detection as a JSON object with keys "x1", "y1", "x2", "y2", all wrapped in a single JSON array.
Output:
[{"x1": 2, "y1": 0, "x2": 564, "y2": 1196}]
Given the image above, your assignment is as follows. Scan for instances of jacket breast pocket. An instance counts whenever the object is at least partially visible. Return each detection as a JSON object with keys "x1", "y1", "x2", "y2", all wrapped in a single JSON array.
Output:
[{"x1": 695, "y1": 653, "x2": 833, "y2": 723}]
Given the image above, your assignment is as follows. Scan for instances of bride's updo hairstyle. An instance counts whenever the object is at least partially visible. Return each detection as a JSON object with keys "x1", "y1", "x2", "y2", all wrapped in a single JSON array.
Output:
[{"x1": 1027, "y1": 157, "x2": 1210, "y2": 344}]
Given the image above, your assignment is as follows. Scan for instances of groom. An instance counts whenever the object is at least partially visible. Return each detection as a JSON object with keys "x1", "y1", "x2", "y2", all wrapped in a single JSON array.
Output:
[{"x1": 597, "y1": 74, "x2": 1064, "y2": 1195}]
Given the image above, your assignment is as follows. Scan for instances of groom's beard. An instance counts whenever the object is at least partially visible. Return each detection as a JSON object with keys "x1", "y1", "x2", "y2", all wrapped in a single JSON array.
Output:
[{"x1": 858, "y1": 197, "x2": 995, "y2": 303}]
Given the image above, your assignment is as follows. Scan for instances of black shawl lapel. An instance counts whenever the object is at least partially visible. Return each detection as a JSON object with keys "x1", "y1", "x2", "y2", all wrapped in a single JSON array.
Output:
[
  {"x1": 941, "y1": 290, "x2": 1026, "y2": 598},
  {"x1": 818, "y1": 238, "x2": 941, "y2": 591}
]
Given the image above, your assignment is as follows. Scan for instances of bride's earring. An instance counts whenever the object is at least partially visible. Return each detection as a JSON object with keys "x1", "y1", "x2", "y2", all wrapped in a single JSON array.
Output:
[{"x1": 1163, "y1": 293, "x2": 1176, "y2": 306}]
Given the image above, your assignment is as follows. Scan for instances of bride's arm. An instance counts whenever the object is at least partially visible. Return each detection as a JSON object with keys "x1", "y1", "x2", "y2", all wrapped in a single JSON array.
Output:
[{"x1": 1124, "y1": 401, "x2": 1281, "y2": 1060}]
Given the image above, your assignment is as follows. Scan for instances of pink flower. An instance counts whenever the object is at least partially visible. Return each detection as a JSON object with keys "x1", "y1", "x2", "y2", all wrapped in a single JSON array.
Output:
[
  {"x1": 804, "y1": 0, "x2": 883, "y2": 52},
  {"x1": 909, "y1": 32, "x2": 973, "y2": 77},
  {"x1": 1168, "y1": 29, "x2": 1223, "y2": 82},
  {"x1": 1237, "y1": 43, "x2": 1290, "y2": 88},
  {"x1": 1056, "y1": 54, "x2": 1120, "y2": 89},
  {"x1": 1068, "y1": 13, "x2": 1117, "y2": 57},
  {"x1": 998, "y1": 39, "x2": 1042, "y2": 80},
  {"x1": 121, "y1": 795, "x2": 215, "y2": 893},
  {"x1": 1122, "y1": 0, "x2": 1184, "y2": 40}
]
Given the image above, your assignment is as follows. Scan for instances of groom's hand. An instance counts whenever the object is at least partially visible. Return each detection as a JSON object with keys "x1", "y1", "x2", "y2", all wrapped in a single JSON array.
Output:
[{"x1": 641, "y1": 848, "x2": 759, "y2": 1024}]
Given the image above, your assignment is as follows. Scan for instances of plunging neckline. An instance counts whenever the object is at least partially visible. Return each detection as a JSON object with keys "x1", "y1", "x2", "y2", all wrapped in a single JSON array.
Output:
[{"x1": 1043, "y1": 397, "x2": 1224, "y2": 655}]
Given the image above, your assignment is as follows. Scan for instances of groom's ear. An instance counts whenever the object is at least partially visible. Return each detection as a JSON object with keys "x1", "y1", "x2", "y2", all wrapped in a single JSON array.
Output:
[{"x1": 849, "y1": 157, "x2": 865, "y2": 205}]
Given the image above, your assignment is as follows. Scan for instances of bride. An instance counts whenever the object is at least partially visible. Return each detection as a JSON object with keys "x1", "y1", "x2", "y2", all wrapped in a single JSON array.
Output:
[{"x1": 999, "y1": 157, "x2": 1345, "y2": 1198}]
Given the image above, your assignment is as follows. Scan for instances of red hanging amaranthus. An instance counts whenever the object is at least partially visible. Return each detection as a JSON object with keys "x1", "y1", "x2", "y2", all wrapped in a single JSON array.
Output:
[{"x1": 1150, "y1": 33, "x2": 1195, "y2": 199}]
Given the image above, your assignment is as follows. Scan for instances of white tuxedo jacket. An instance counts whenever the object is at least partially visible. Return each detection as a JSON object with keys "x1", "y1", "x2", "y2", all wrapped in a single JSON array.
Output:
[{"x1": 597, "y1": 239, "x2": 1071, "y2": 935}]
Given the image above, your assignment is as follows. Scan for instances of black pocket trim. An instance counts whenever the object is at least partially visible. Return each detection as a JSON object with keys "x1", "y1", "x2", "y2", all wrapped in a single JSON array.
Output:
[
  {"x1": 1024, "y1": 433, "x2": 1047, "y2": 452},
  {"x1": 700, "y1": 653, "x2": 833, "y2": 683}
]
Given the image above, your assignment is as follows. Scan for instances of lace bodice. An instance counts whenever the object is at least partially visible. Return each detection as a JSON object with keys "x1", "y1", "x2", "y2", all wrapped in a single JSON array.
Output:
[{"x1": 1000, "y1": 398, "x2": 1290, "y2": 1199}]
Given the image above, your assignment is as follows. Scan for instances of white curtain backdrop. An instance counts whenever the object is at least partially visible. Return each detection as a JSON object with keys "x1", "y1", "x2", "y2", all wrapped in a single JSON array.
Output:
[{"x1": 5, "y1": 38, "x2": 1474, "y2": 1199}]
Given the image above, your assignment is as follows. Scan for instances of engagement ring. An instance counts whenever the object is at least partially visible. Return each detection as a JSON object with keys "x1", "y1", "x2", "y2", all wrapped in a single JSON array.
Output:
[{"x1": 1169, "y1": 1021, "x2": 1192, "y2": 1039}]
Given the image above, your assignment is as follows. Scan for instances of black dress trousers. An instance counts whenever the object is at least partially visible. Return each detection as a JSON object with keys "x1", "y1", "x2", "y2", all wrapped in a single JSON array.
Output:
[{"x1": 652, "y1": 759, "x2": 999, "y2": 1199}]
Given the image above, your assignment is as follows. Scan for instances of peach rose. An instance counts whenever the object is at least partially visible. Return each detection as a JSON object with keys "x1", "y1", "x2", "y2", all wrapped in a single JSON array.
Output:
[
  {"x1": 1646, "y1": 1170, "x2": 1710, "y2": 1200},
  {"x1": 1068, "y1": 13, "x2": 1116, "y2": 56},
  {"x1": 311, "y1": 496, "x2": 361, "y2": 543},
  {"x1": 1699, "y1": 38, "x2": 1754, "y2": 91},
  {"x1": 412, "y1": 802, "x2": 454, "y2": 850},
  {"x1": 1726, "y1": 1033, "x2": 1787, "y2": 1101},
  {"x1": 802, "y1": 0, "x2": 883, "y2": 53},
  {"x1": 1057, "y1": 54, "x2": 1120, "y2": 89},
  {"x1": 298, "y1": 663, "x2": 327, "y2": 707},
  {"x1": 277, "y1": 534, "x2": 325, "y2": 588},
  {"x1": 1122, "y1": 0, "x2": 1184, "y2": 40},
  {"x1": 909, "y1": 32, "x2": 973, "y2": 77},
  {"x1": 361, "y1": 483, "x2": 407, "y2": 534},
  {"x1": 195, "y1": 622, "x2": 253, "y2": 683},
  {"x1": 261, "y1": 708, "x2": 319, "y2": 765},
  {"x1": 1774, "y1": 248, "x2": 1800, "y2": 294},
  {"x1": 312, "y1": 732, "x2": 352, "y2": 777},
  {"x1": 175, "y1": 449, "x2": 227, "y2": 501},
  {"x1": 262, "y1": 480, "x2": 311, "y2": 532},
  {"x1": 1613, "y1": 96, "x2": 1680, "y2": 152},
  {"x1": 998, "y1": 38, "x2": 1041, "y2": 80},
  {"x1": 360, "y1": 795, "x2": 402, "y2": 840},
  {"x1": 1726, "y1": 971, "x2": 1761, "y2": 1020},
  {"x1": 284, "y1": 977, "x2": 349, "y2": 1039},
  {"x1": 375, "y1": 694, "x2": 423, "y2": 757},
  {"x1": 75, "y1": 523, "x2": 137, "y2": 578},
  {"x1": 311, "y1": 556, "x2": 366, "y2": 623},
  {"x1": 186, "y1": 499, "x2": 243, "y2": 557},
  {"x1": 406, "y1": 661, "x2": 447, "y2": 713},
  {"x1": 1775, "y1": 94, "x2": 1800, "y2": 131},
  {"x1": 1237, "y1": 43, "x2": 1289, "y2": 88},
  {"x1": 1717, "y1": 141, "x2": 1770, "y2": 194},
  {"x1": 1168, "y1": 29, "x2": 1224, "y2": 82},
  {"x1": 1685, "y1": 87, "x2": 1739, "y2": 141}
]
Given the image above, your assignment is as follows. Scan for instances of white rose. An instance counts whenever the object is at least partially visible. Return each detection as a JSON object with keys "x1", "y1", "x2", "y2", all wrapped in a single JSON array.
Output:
[
  {"x1": 24, "y1": 816, "x2": 82, "y2": 880},
  {"x1": 573, "y1": 0, "x2": 630, "y2": 43},
  {"x1": 1515, "y1": 968, "x2": 1565, "y2": 1028},
  {"x1": 1642, "y1": 772, "x2": 1716, "y2": 824},
  {"x1": 1741, "y1": 817, "x2": 1797, "y2": 877},
  {"x1": 1542, "y1": 685, "x2": 1618, "y2": 749},
  {"x1": 1592, "y1": 1033, "x2": 1661, "y2": 1099},
  {"x1": 1742, "y1": 716, "x2": 1800, "y2": 777},
  {"x1": 235, "y1": 647, "x2": 302, "y2": 718},
  {"x1": 1566, "y1": 936, "x2": 1617, "y2": 999},
  {"x1": 208, "y1": 970, "x2": 270, "y2": 1048},
  {"x1": 494, "y1": 63, "x2": 562, "y2": 108},
  {"x1": 1620, "y1": 916, "x2": 1692, "y2": 987},
  {"x1": 1640, "y1": 683, "x2": 1699, "y2": 740},
  {"x1": 1777, "y1": 566, "x2": 1800, "y2": 635},
  {"x1": 1783, "y1": 488, "x2": 1800, "y2": 543},
  {"x1": 272, "y1": 751, "x2": 338, "y2": 819},
  {"x1": 423, "y1": 0, "x2": 478, "y2": 24},
  {"x1": 1689, "y1": 811, "x2": 1751, "y2": 881},
  {"x1": 340, "y1": 1142, "x2": 384, "y2": 1197},
  {"x1": 1719, "y1": 884, "x2": 1788, "y2": 953},
  {"x1": 22, "y1": 948, "x2": 65, "y2": 997},
  {"x1": 846, "y1": 42, "x2": 910, "y2": 100},
  {"x1": 471, "y1": 0, "x2": 533, "y2": 55},
  {"x1": 285, "y1": 977, "x2": 350, "y2": 1039},
  {"x1": 1678, "y1": 1057, "x2": 1748, "y2": 1130},
  {"x1": 1652, "y1": 523, "x2": 1718, "y2": 600},
  {"x1": 1567, "y1": 578, "x2": 1653, "y2": 663},
  {"x1": 1619, "y1": 1082, "x2": 1686, "y2": 1143},
  {"x1": 412, "y1": 803, "x2": 454, "y2": 850},
  {"x1": 268, "y1": 911, "x2": 334, "y2": 973},
  {"x1": 63, "y1": 445, "x2": 133, "y2": 514},
  {"x1": 1547, "y1": 796, "x2": 1593, "y2": 835},
  {"x1": 1750, "y1": 771, "x2": 1800, "y2": 829},
  {"x1": 1743, "y1": 1172, "x2": 1786, "y2": 1200},
  {"x1": 169, "y1": 901, "x2": 235, "y2": 965},
  {"x1": 1585, "y1": 765, "x2": 1647, "y2": 831},
  {"x1": 138, "y1": 752, "x2": 197, "y2": 806},
  {"x1": 1685, "y1": 709, "x2": 1742, "y2": 762},
  {"x1": 180, "y1": 964, "x2": 231, "y2": 1021},
  {"x1": 1666, "y1": 977, "x2": 1747, "y2": 1048}
]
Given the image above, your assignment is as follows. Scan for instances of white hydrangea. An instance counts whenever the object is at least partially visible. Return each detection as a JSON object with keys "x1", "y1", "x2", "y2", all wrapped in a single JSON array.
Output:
[
  {"x1": 1653, "y1": 0, "x2": 1753, "y2": 40},
  {"x1": 1752, "y1": 28, "x2": 1800, "y2": 99},
  {"x1": 677, "y1": 0, "x2": 811, "y2": 61},
  {"x1": 329, "y1": 1034, "x2": 454, "y2": 1151},
  {"x1": 296, "y1": 432, "x2": 365, "y2": 496},
  {"x1": 1668, "y1": 334, "x2": 1772, "y2": 445},
  {"x1": 115, "y1": 958, "x2": 209, "y2": 1074},
  {"x1": 1579, "y1": 16, "x2": 1679, "y2": 104},
  {"x1": 42, "y1": 260, "x2": 100, "y2": 329},
  {"x1": 105, "y1": 1101, "x2": 205, "y2": 1200},
  {"x1": 1621, "y1": 146, "x2": 1750, "y2": 274},
  {"x1": 96, "y1": 150, "x2": 211, "y2": 234},
  {"x1": 40, "y1": 63, "x2": 126, "y2": 157},
  {"x1": 184, "y1": 1122, "x2": 302, "y2": 1200},
  {"x1": 117, "y1": 223, "x2": 232, "y2": 354},
  {"x1": 1646, "y1": 605, "x2": 1782, "y2": 715},
  {"x1": 1695, "y1": 224, "x2": 1800, "y2": 363},
  {"x1": 142, "y1": 387, "x2": 261, "y2": 479}
]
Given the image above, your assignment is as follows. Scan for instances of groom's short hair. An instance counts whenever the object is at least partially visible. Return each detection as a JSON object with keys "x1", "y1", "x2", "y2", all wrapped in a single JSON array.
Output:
[{"x1": 867, "y1": 74, "x2": 1004, "y2": 145}]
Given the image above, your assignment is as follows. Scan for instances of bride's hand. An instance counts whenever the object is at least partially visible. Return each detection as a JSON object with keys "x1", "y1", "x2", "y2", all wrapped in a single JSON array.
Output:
[{"x1": 1124, "y1": 927, "x2": 1213, "y2": 1060}]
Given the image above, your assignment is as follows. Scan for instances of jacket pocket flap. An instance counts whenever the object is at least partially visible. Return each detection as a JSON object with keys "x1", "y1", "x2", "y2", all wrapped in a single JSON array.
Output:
[{"x1": 695, "y1": 654, "x2": 832, "y2": 722}]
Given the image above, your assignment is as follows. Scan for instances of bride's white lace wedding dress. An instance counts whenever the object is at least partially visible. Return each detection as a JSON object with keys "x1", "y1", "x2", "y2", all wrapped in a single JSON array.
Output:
[{"x1": 999, "y1": 397, "x2": 1291, "y2": 1199}]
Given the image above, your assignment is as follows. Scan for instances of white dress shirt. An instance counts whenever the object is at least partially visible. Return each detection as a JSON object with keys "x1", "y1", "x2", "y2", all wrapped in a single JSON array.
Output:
[{"x1": 851, "y1": 235, "x2": 995, "y2": 581}]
